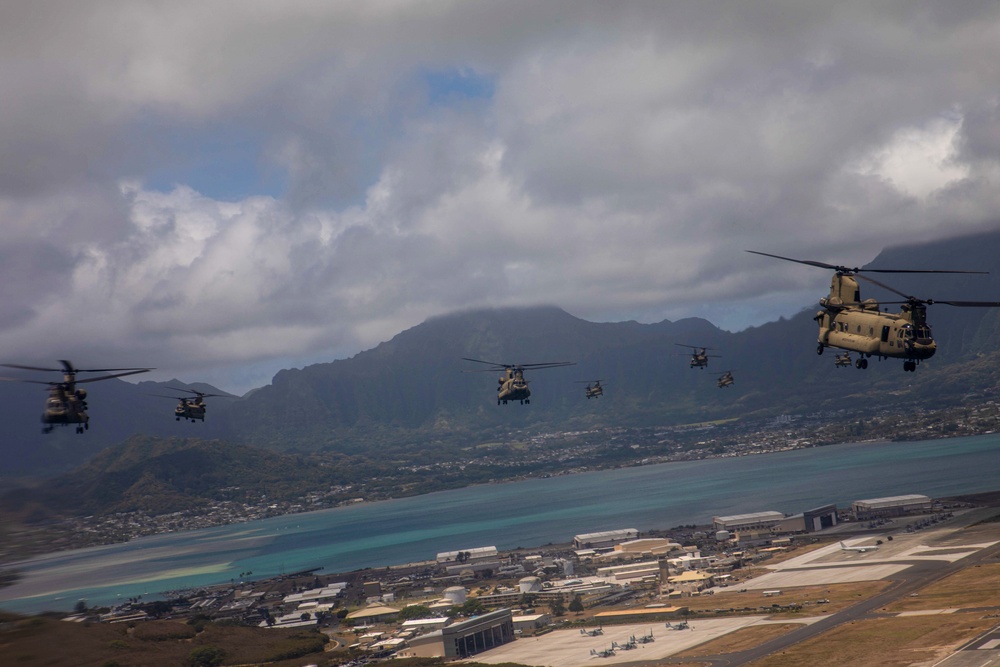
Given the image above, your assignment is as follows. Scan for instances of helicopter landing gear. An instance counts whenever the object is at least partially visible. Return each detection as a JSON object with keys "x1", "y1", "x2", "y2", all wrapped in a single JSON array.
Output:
[
  {"x1": 42, "y1": 425, "x2": 53, "y2": 434},
  {"x1": 75, "y1": 426, "x2": 85, "y2": 434},
  {"x1": 817, "y1": 343, "x2": 825, "y2": 355},
  {"x1": 903, "y1": 360, "x2": 916, "y2": 372},
  {"x1": 855, "y1": 358, "x2": 868, "y2": 369}
]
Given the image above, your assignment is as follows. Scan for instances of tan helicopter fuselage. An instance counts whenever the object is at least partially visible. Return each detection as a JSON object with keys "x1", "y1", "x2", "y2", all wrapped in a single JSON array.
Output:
[
  {"x1": 498, "y1": 368, "x2": 530, "y2": 403},
  {"x1": 816, "y1": 274, "x2": 936, "y2": 361}
]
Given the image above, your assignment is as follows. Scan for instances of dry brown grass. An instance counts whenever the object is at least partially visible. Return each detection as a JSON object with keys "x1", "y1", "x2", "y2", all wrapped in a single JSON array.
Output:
[
  {"x1": 674, "y1": 623, "x2": 801, "y2": 657},
  {"x1": 882, "y1": 562, "x2": 1000, "y2": 612},
  {"x1": 744, "y1": 613, "x2": 993, "y2": 667}
]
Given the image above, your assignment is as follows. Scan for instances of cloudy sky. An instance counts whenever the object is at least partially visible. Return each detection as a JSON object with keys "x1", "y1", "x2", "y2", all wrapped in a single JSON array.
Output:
[{"x1": 3, "y1": 1, "x2": 1000, "y2": 393}]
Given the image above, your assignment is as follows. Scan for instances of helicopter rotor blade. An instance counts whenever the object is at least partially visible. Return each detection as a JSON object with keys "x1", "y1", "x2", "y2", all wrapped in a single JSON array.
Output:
[
  {"x1": 747, "y1": 250, "x2": 988, "y2": 275},
  {"x1": 517, "y1": 362, "x2": 575, "y2": 369},
  {"x1": 73, "y1": 369, "x2": 152, "y2": 384},
  {"x1": 461, "y1": 357, "x2": 505, "y2": 366},
  {"x1": 854, "y1": 274, "x2": 913, "y2": 300},
  {"x1": 1, "y1": 363, "x2": 66, "y2": 373}
]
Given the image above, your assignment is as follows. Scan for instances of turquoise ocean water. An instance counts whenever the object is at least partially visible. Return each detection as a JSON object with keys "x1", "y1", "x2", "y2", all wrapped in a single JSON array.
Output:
[{"x1": 1, "y1": 434, "x2": 998, "y2": 614}]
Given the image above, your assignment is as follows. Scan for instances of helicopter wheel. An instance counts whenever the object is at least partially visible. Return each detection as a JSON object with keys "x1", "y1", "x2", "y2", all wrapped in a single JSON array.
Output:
[
  {"x1": 84, "y1": 422, "x2": 89, "y2": 430},
  {"x1": 903, "y1": 361, "x2": 916, "y2": 372},
  {"x1": 817, "y1": 344, "x2": 824, "y2": 355}
]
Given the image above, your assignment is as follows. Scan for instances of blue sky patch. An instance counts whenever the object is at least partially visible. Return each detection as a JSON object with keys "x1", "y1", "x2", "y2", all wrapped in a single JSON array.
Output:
[{"x1": 422, "y1": 68, "x2": 495, "y2": 107}]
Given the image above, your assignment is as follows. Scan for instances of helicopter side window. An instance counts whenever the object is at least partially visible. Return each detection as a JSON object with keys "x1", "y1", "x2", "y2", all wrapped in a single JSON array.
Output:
[{"x1": 880, "y1": 325, "x2": 890, "y2": 342}]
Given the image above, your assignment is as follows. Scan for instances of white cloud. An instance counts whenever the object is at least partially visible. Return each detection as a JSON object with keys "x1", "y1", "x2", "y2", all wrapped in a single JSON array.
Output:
[{"x1": 853, "y1": 116, "x2": 970, "y2": 200}]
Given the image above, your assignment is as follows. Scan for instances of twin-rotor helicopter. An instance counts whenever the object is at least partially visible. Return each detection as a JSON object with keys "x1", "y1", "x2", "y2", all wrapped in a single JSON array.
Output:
[
  {"x1": 576, "y1": 380, "x2": 604, "y2": 399},
  {"x1": 748, "y1": 251, "x2": 1000, "y2": 371},
  {"x1": 462, "y1": 358, "x2": 575, "y2": 404},
  {"x1": 0, "y1": 360, "x2": 152, "y2": 433},
  {"x1": 151, "y1": 388, "x2": 232, "y2": 422},
  {"x1": 675, "y1": 344, "x2": 720, "y2": 369}
]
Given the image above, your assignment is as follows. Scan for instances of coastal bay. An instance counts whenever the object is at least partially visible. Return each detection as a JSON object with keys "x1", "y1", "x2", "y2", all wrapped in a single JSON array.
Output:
[{"x1": 2, "y1": 433, "x2": 998, "y2": 614}]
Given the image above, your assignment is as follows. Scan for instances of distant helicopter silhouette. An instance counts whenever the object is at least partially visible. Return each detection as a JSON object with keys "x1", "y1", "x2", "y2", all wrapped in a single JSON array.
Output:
[
  {"x1": 675, "y1": 344, "x2": 720, "y2": 369},
  {"x1": 576, "y1": 379, "x2": 604, "y2": 399},
  {"x1": 151, "y1": 387, "x2": 232, "y2": 422}
]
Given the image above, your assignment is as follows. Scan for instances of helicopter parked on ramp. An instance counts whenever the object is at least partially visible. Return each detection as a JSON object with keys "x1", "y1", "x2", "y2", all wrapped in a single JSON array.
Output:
[{"x1": 1, "y1": 360, "x2": 151, "y2": 433}]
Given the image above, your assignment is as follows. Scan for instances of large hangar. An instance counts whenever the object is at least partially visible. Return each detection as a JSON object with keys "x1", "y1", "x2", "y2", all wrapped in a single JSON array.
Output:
[
  {"x1": 398, "y1": 609, "x2": 514, "y2": 659},
  {"x1": 712, "y1": 511, "x2": 784, "y2": 533},
  {"x1": 573, "y1": 529, "x2": 638, "y2": 549},
  {"x1": 852, "y1": 494, "x2": 931, "y2": 519},
  {"x1": 803, "y1": 504, "x2": 838, "y2": 531}
]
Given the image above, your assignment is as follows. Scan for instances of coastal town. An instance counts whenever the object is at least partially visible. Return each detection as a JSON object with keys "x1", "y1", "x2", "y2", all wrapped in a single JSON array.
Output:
[{"x1": 48, "y1": 491, "x2": 1000, "y2": 666}]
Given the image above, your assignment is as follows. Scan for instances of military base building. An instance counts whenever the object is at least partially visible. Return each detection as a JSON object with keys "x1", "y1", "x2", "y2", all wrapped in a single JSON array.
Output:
[{"x1": 852, "y1": 494, "x2": 932, "y2": 519}]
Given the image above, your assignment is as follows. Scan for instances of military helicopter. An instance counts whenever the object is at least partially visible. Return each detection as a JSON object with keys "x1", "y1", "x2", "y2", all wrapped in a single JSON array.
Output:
[
  {"x1": 462, "y1": 358, "x2": 575, "y2": 404},
  {"x1": 748, "y1": 250, "x2": 1000, "y2": 371},
  {"x1": 716, "y1": 370, "x2": 735, "y2": 388},
  {"x1": 834, "y1": 351, "x2": 853, "y2": 368},
  {"x1": 1, "y1": 360, "x2": 152, "y2": 433},
  {"x1": 152, "y1": 387, "x2": 231, "y2": 422},
  {"x1": 675, "y1": 344, "x2": 720, "y2": 369},
  {"x1": 576, "y1": 379, "x2": 604, "y2": 399}
]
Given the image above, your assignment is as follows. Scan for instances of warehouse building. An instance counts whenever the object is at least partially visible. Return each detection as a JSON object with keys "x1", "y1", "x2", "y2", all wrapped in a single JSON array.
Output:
[
  {"x1": 712, "y1": 511, "x2": 784, "y2": 533},
  {"x1": 573, "y1": 529, "x2": 638, "y2": 549},
  {"x1": 852, "y1": 494, "x2": 932, "y2": 519}
]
